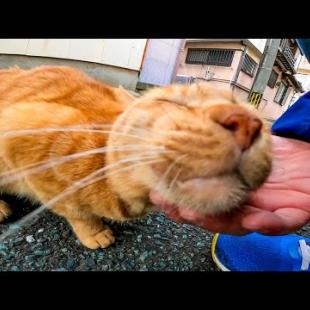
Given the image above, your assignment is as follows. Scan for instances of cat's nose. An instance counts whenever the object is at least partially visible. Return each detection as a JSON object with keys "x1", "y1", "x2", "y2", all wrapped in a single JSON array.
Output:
[{"x1": 209, "y1": 105, "x2": 263, "y2": 151}]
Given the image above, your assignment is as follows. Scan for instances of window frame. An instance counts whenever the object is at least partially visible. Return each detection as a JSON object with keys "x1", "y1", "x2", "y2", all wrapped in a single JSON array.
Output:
[
  {"x1": 241, "y1": 54, "x2": 258, "y2": 77},
  {"x1": 267, "y1": 70, "x2": 279, "y2": 88},
  {"x1": 185, "y1": 48, "x2": 235, "y2": 67},
  {"x1": 274, "y1": 82, "x2": 290, "y2": 106}
]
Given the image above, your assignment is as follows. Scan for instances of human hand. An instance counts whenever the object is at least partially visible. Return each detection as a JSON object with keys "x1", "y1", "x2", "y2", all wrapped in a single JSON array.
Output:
[{"x1": 150, "y1": 136, "x2": 310, "y2": 235}]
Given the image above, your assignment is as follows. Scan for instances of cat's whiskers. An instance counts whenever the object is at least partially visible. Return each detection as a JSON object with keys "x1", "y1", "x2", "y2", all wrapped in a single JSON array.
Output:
[
  {"x1": 0, "y1": 155, "x2": 167, "y2": 243},
  {"x1": 1, "y1": 128, "x2": 156, "y2": 143},
  {"x1": 168, "y1": 167, "x2": 183, "y2": 191},
  {"x1": 154, "y1": 154, "x2": 187, "y2": 194},
  {"x1": 162, "y1": 167, "x2": 183, "y2": 206},
  {"x1": 0, "y1": 122, "x2": 166, "y2": 141},
  {"x1": 0, "y1": 144, "x2": 171, "y2": 186}
]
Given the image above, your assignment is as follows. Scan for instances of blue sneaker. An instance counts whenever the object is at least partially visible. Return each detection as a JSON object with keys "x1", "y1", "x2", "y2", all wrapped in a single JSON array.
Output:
[{"x1": 211, "y1": 233, "x2": 310, "y2": 271}]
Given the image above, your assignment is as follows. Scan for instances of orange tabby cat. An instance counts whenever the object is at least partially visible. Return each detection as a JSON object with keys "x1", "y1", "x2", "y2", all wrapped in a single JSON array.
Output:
[{"x1": 0, "y1": 66, "x2": 271, "y2": 249}]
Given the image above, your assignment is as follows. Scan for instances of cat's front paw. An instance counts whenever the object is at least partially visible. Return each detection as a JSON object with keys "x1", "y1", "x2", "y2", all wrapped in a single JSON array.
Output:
[{"x1": 80, "y1": 228, "x2": 115, "y2": 250}]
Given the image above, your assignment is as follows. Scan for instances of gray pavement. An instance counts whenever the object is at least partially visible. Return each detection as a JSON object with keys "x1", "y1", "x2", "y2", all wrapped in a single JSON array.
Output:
[{"x1": 0, "y1": 195, "x2": 309, "y2": 271}]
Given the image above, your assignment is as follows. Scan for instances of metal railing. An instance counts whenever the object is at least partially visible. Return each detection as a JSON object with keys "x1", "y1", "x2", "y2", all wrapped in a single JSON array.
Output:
[{"x1": 279, "y1": 39, "x2": 296, "y2": 70}]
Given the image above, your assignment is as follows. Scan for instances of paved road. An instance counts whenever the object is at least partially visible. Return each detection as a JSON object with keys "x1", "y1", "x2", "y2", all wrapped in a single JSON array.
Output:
[{"x1": 0, "y1": 195, "x2": 309, "y2": 271}]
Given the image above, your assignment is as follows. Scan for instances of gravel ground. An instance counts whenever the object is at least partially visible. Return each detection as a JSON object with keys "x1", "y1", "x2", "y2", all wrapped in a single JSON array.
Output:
[
  {"x1": 0, "y1": 195, "x2": 216, "y2": 271},
  {"x1": 1, "y1": 195, "x2": 309, "y2": 272}
]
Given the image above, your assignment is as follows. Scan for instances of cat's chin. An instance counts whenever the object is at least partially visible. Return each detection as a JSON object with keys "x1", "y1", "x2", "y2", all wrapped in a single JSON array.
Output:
[{"x1": 153, "y1": 174, "x2": 249, "y2": 215}]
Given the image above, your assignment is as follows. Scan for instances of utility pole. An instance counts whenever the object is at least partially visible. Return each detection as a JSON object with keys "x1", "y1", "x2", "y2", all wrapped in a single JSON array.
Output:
[{"x1": 248, "y1": 39, "x2": 281, "y2": 108}]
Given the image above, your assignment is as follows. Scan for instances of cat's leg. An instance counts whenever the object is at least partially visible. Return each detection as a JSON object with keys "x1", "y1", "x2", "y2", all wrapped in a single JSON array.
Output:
[
  {"x1": 66, "y1": 216, "x2": 115, "y2": 250},
  {"x1": 52, "y1": 203, "x2": 115, "y2": 249},
  {"x1": 0, "y1": 200, "x2": 12, "y2": 222}
]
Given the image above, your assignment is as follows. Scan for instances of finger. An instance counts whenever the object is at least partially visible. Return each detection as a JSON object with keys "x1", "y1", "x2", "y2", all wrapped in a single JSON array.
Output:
[
  {"x1": 178, "y1": 207, "x2": 253, "y2": 235},
  {"x1": 248, "y1": 188, "x2": 310, "y2": 212},
  {"x1": 242, "y1": 207, "x2": 310, "y2": 234}
]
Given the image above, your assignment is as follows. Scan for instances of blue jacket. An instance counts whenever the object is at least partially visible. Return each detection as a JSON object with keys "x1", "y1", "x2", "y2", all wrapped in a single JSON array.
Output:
[{"x1": 272, "y1": 91, "x2": 310, "y2": 142}]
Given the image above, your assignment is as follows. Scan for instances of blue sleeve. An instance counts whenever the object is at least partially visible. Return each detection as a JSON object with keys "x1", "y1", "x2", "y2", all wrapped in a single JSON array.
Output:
[{"x1": 272, "y1": 91, "x2": 310, "y2": 143}]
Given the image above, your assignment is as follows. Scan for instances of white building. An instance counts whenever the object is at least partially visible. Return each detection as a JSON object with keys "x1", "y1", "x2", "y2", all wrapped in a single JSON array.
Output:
[{"x1": 0, "y1": 39, "x2": 147, "y2": 90}]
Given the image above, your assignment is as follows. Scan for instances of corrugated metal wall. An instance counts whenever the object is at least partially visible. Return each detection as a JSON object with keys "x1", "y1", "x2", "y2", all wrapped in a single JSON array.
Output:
[
  {"x1": 0, "y1": 39, "x2": 147, "y2": 71},
  {"x1": 138, "y1": 39, "x2": 184, "y2": 86}
]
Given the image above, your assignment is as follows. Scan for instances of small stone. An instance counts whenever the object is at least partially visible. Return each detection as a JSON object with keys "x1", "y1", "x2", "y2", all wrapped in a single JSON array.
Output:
[
  {"x1": 196, "y1": 242, "x2": 204, "y2": 248},
  {"x1": 0, "y1": 244, "x2": 8, "y2": 250},
  {"x1": 86, "y1": 258, "x2": 96, "y2": 268},
  {"x1": 157, "y1": 217, "x2": 164, "y2": 223},
  {"x1": 25, "y1": 235, "x2": 35, "y2": 243},
  {"x1": 62, "y1": 231, "x2": 69, "y2": 238},
  {"x1": 54, "y1": 268, "x2": 67, "y2": 272},
  {"x1": 34, "y1": 250, "x2": 45, "y2": 256},
  {"x1": 11, "y1": 266, "x2": 19, "y2": 271},
  {"x1": 66, "y1": 259, "x2": 76, "y2": 269},
  {"x1": 38, "y1": 228, "x2": 44, "y2": 233},
  {"x1": 154, "y1": 240, "x2": 163, "y2": 246},
  {"x1": 119, "y1": 253, "x2": 124, "y2": 259},
  {"x1": 76, "y1": 263, "x2": 90, "y2": 271},
  {"x1": 52, "y1": 234, "x2": 60, "y2": 241},
  {"x1": 61, "y1": 248, "x2": 68, "y2": 253},
  {"x1": 139, "y1": 251, "x2": 149, "y2": 262},
  {"x1": 25, "y1": 255, "x2": 36, "y2": 261}
]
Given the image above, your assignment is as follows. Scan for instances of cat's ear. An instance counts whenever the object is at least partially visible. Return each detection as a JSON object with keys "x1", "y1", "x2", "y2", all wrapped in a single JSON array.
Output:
[{"x1": 117, "y1": 85, "x2": 138, "y2": 106}]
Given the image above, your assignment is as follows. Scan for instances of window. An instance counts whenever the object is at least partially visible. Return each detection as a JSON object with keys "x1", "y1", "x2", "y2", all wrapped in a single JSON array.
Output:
[
  {"x1": 241, "y1": 54, "x2": 257, "y2": 77},
  {"x1": 268, "y1": 70, "x2": 279, "y2": 88},
  {"x1": 185, "y1": 48, "x2": 234, "y2": 67},
  {"x1": 274, "y1": 82, "x2": 289, "y2": 106}
]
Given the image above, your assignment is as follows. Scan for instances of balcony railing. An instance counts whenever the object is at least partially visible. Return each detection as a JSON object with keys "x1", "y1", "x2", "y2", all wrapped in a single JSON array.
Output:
[{"x1": 277, "y1": 39, "x2": 296, "y2": 73}]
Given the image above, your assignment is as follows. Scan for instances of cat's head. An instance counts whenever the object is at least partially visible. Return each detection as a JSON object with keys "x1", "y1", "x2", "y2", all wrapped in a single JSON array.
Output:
[{"x1": 107, "y1": 83, "x2": 271, "y2": 216}]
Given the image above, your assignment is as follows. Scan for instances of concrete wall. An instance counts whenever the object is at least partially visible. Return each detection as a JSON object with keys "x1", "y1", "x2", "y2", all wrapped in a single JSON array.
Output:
[
  {"x1": 248, "y1": 39, "x2": 266, "y2": 53},
  {"x1": 0, "y1": 39, "x2": 147, "y2": 70},
  {"x1": 0, "y1": 39, "x2": 148, "y2": 90},
  {"x1": 0, "y1": 54, "x2": 139, "y2": 91}
]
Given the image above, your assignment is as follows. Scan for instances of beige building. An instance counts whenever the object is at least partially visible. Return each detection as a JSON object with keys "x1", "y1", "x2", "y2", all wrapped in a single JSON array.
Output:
[{"x1": 176, "y1": 39, "x2": 303, "y2": 121}]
